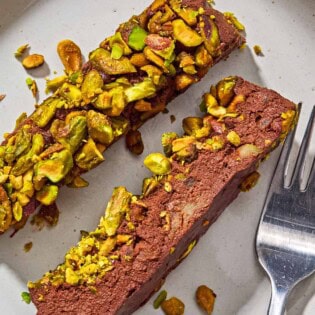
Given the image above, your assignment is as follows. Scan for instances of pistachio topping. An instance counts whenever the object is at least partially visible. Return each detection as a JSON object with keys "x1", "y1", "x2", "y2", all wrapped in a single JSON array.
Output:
[
  {"x1": 196, "y1": 285, "x2": 216, "y2": 314},
  {"x1": 0, "y1": 0, "x2": 244, "y2": 234},
  {"x1": 144, "y1": 153, "x2": 172, "y2": 175}
]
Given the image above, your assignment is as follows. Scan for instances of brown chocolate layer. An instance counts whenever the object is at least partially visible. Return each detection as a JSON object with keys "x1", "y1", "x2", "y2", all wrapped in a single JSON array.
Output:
[{"x1": 29, "y1": 77, "x2": 296, "y2": 314}]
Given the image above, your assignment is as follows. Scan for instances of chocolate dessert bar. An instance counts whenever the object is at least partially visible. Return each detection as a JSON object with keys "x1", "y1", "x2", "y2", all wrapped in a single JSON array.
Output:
[
  {"x1": 0, "y1": 0, "x2": 244, "y2": 234},
  {"x1": 28, "y1": 76, "x2": 297, "y2": 314}
]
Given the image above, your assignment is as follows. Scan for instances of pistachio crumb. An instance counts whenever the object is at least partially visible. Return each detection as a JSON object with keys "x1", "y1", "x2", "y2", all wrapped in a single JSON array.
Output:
[
  {"x1": 14, "y1": 44, "x2": 29, "y2": 58},
  {"x1": 25, "y1": 78, "x2": 38, "y2": 98},
  {"x1": 21, "y1": 291, "x2": 31, "y2": 304},
  {"x1": 24, "y1": 241, "x2": 33, "y2": 253},
  {"x1": 170, "y1": 115, "x2": 176, "y2": 123},
  {"x1": 153, "y1": 290, "x2": 167, "y2": 309},
  {"x1": 196, "y1": 285, "x2": 216, "y2": 314},
  {"x1": 0, "y1": 94, "x2": 6, "y2": 102},
  {"x1": 253, "y1": 45, "x2": 264, "y2": 56}
]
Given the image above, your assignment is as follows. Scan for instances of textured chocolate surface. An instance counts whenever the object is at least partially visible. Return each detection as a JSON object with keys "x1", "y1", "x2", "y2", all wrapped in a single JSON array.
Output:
[{"x1": 29, "y1": 77, "x2": 296, "y2": 314}]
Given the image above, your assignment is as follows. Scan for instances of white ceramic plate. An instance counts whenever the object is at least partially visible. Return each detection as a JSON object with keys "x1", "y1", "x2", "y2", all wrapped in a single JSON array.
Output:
[{"x1": 0, "y1": 0, "x2": 314, "y2": 314}]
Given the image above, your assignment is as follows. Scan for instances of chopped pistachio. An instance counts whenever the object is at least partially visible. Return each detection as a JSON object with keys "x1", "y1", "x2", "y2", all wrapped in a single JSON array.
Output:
[
  {"x1": 25, "y1": 78, "x2": 38, "y2": 98},
  {"x1": 24, "y1": 241, "x2": 33, "y2": 253},
  {"x1": 57, "y1": 40, "x2": 82, "y2": 73},
  {"x1": 144, "y1": 153, "x2": 171, "y2": 175},
  {"x1": 153, "y1": 290, "x2": 168, "y2": 309},
  {"x1": 172, "y1": 137, "x2": 196, "y2": 160},
  {"x1": 100, "y1": 187, "x2": 132, "y2": 236},
  {"x1": 216, "y1": 76, "x2": 236, "y2": 107},
  {"x1": 175, "y1": 74, "x2": 196, "y2": 91},
  {"x1": 196, "y1": 285, "x2": 216, "y2": 315},
  {"x1": 142, "y1": 177, "x2": 159, "y2": 196},
  {"x1": 164, "y1": 182, "x2": 172, "y2": 193},
  {"x1": 237, "y1": 144, "x2": 262, "y2": 159},
  {"x1": 227, "y1": 131, "x2": 241, "y2": 147},
  {"x1": 130, "y1": 53, "x2": 149, "y2": 67},
  {"x1": 199, "y1": 17, "x2": 220, "y2": 57},
  {"x1": 45, "y1": 75, "x2": 67, "y2": 93},
  {"x1": 14, "y1": 44, "x2": 29, "y2": 57},
  {"x1": 128, "y1": 26, "x2": 148, "y2": 51},
  {"x1": 253, "y1": 45, "x2": 263, "y2": 56},
  {"x1": 13, "y1": 201, "x2": 23, "y2": 222},
  {"x1": 75, "y1": 138, "x2": 104, "y2": 171},
  {"x1": 89, "y1": 48, "x2": 136, "y2": 75},
  {"x1": 22, "y1": 54, "x2": 45, "y2": 69},
  {"x1": 124, "y1": 79, "x2": 156, "y2": 103},
  {"x1": 109, "y1": 32, "x2": 132, "y2": 56},
  {"x1": 170, "y1": 0, "x2": 198, "y2": 25},
  {"x1": 224, "y1": 12, "x2": 245, "y2": 31},
  {"x1": 59, "y1": 82, "x2": 82, "y2": 106},
  {"x1": 172, "y1": 19, "x2": 203, "y2": 47},
  {"x1": 205, "y1": 136, "x2": 225, "y2": 151},
  {"x1": 161, "y1": 132, "x2": 178, "y2": 156},
  {"x1": 36, "y1": 185, "x2": 58, "y2": 206},
  {"x1": 35, "y1": 149, "x2": 73, "y2": 183},
  {"x1": 81, "y1": 70, "x2": 104, "y2": 102},
  {"x1": 161, "y1": 297, "x2": 185, "y2": 315},
  {"x1": 21, "y1": 292, "x2": 31, "y2": 304}
]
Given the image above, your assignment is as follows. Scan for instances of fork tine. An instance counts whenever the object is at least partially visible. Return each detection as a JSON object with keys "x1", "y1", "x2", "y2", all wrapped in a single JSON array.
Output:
[{"x1": 290, "y1": 106, "x2": 315, "y2": 190}]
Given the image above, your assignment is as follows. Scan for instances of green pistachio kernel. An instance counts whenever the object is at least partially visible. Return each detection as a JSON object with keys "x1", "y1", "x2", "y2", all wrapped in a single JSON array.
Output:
[
  {"x1": 35, "y1": 149, "x2": 73, "y2": 183},
  {"x1": 124, "y1": 79, "x2": 156, "y2": 103},
  {"x1": 89, "y1": 48, "x2": 136, "y2": 75},
  {"x1": 208, "y1": 106, "x2": 227, "y2": 117},
  {"x1": 153, "y1": 290, "x2": 168, "y2": 309},
  {"x1": 13, "y1": 201, "x2": 23, "y2": 222},
  {"x1": 105, "y1": 87, "x2": 127, "y2": 117},
  {"x1": 31, "y1": 97, "x2": 62, "y2": 128},
  {"x1": 170, "y1": 0, "x2": 198, "y2": 25},
  {"x1": 172, "y1": 137, "x2": 196, "y2": 160},
  {"x1": 95, "y1": 91, "x2": 112, "y2": 110},
  {"x1": 45, "y1": 75, "x2": 67, "y2": 93},
  {"x1": 111, "y1": 44, "x2": 124, "y2": 60},
  {"x1": 161, "y1": 132, "x2": 178, "y2": 156},
  {"x1": 111, "y1": 117, "x2": 129, "y2": 138},
  {"x1": 59, "y1": 83, "x2": 82, "y2": 105},
  {"x1": 172, "y1": 19, "x2": 203, "y2": 47},
  {"x1": 216, "y1": 76, "x2": 237, "y2": 107},
  {"x1": 87, "y1": 110, "x2": 114, "y2": 145},
  {"x1": 144, "y1": 153, "x2": 171, "y2": 175},
  {"x1": 109, "y1": 32, "x2": 132, "y2": 56},
  {"x1": 142, "y1": 177, "x2": 159, "y2": 196},
  {"x1": 75, "y1": 138, "x2": 104, "y2": 171},
  {"x1": 21, "y1": 292, "x2": 31, "y2": 304},
  {"x1": 182, "y1": 117, "x2": 203, "y2": 136},
  {"x1": 128, "y1": 26, "x2": 148, "y2": 51},
  {"x1": 81, "y1": 70, "x2": 103, "y2": 101},
  {"x1": 200, "y1": 17, "x2": 221, "y2": 57},
  {"x1": 99, "y1": 187, "x2": 132, "y2": 236},
  {"x1": 227, "y1": 130, "x2": 241, "y2": 147},
  {"x1": 36, "y1": 185, "x2": 59, "y2": 206},
  {"x1": 11, "y1": 133, "x2": 45, "y2": 176},
  {"x1": 58, "y1": 115, "x2": 87, "y2": 154}
]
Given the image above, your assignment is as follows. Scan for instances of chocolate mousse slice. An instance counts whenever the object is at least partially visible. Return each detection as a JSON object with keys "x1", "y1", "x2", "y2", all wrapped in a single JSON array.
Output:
[{"x1": 28, "y1": 76, "x2": 297, "y2": 315}]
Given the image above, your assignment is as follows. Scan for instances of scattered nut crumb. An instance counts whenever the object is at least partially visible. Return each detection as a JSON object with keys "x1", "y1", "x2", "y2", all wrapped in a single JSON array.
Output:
[
  {"x1": 14, "y1": 44, "x2": 29, "y2": 58},
  {"x1": 161, "y1": 297, "x2": 185, "y2": 315},
  {"x1": 22, "y1": 53, "x2": 45, "y2": 69},
  {"x1": 196, "y1": 285, "x2": 216, "y2": 314},
  {"x1": 26, "y1": 77, "x2": 38, "y2": 98},
  {"x1": 170, "y1": 115, "x2": 176, "y2": 123},
  {"x1": 24, "y1": 241, "x2": 33, "y2": 253},
  {"x1": 253, "y1": 45, "x2": 264, "y2": 56},
  {"x1": 0, "y1": 94, "x2": 6, "y2": 102},
  {"x1": 153, "y1": 290, "x2": 167, "y2": 309}
]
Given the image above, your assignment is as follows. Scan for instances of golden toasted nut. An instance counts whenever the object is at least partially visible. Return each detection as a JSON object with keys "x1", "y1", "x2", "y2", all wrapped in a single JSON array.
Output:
[
  {"x1": 161, "y1": 297, "x2": 185, "y2": 315},
  {"x1": 144, "y1": 152, "x2": 171, "y2": 175},
  {"x1": 196, "y1": 285, "x2": 216, "y2": 314},
  {"x1": 57, "y1": 39, "x2": 82, "y2": 73},
  {"x1": 22, "y1": 54, "x2": 45, "y2": 69}
]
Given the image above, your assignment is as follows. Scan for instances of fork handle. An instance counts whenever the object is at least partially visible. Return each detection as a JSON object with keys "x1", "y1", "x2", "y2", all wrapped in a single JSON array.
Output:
[{"x1": 268, "y1": 282, "x2": 289, "y2": 315}]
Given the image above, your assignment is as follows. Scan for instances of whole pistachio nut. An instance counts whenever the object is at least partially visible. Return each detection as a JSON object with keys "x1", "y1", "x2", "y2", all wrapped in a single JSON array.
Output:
[
  {"x1": 144, "y1": 152, "x2": 171, "y2": 175},
  {"x1": 22, "y1": 54, "x2": 45, "y2": 69},
  {"x1": 57, "y1": 40, "x2": 82, "y2": 73}
]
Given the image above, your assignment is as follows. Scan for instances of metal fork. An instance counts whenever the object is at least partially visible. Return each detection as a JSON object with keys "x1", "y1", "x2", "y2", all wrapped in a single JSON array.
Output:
[{"x1": 256, "y1": 105, "x2": 315, "y2": 315}]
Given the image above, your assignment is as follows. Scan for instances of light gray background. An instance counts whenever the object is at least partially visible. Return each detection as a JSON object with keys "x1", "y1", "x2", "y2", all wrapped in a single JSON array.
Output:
[{"x1": 0, "y1": 0, "x2": 314, "y2": 314}]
